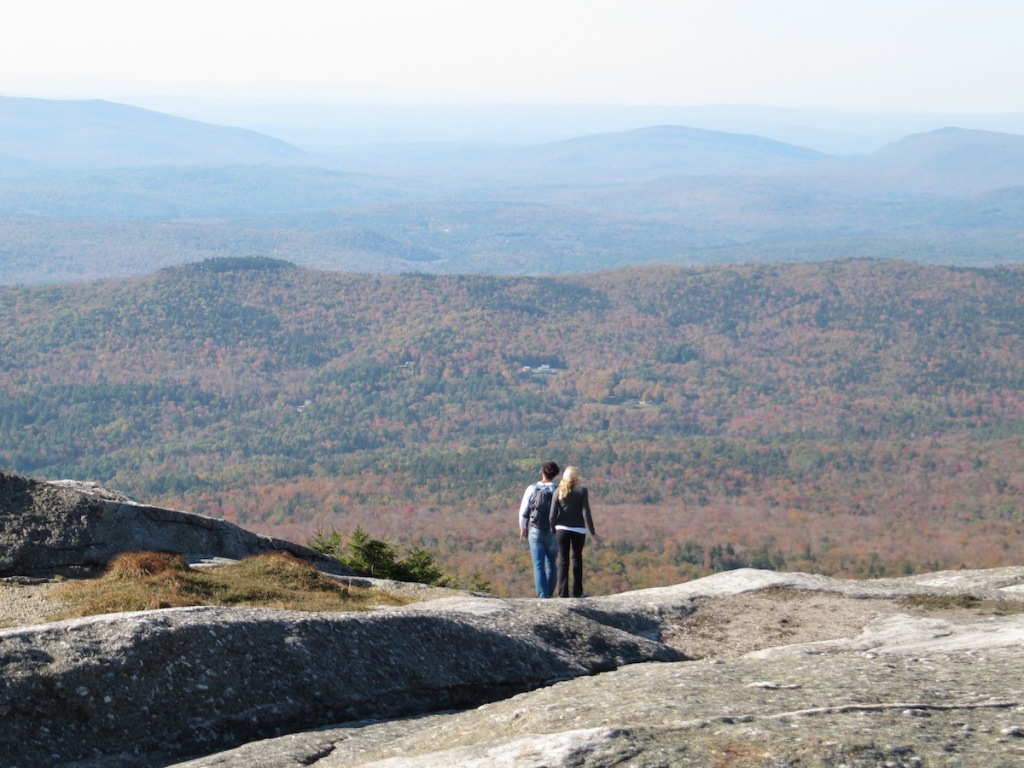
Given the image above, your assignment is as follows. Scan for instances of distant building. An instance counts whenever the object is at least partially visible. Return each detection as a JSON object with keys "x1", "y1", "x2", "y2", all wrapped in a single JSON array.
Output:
[{"x1": 522, "y1": 364, "x2": 559, "y2": 376}]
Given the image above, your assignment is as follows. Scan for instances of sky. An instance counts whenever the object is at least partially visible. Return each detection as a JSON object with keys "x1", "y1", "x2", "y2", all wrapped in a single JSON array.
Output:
[{"x1": 2, "y1": 0, "x2": 1023, "y2": 114}]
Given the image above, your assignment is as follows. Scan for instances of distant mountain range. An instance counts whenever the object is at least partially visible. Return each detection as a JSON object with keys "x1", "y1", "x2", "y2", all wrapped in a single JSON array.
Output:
[
  {"x1": 0, "y1": 96, "x2": 309, "y2": 168},
  {"x1": 121, "y1": 97, "x2": 1024, "y2": 154},
  {"x1": 1, "y1": 95, "x2": 1023, "y2": 283}
]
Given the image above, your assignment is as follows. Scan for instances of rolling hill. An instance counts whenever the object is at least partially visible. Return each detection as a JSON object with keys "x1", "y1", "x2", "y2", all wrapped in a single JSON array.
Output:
[
  {"x1": 801, "y1": 127, "x2": 1024, "y2": 196},
  {"x1": 0, "y1": 95, "x2": 311, "y2": 168},
  {"x1": 318, "y1": 124, "x2": 827, "y2": 185},
  {"x1": 3, "y1": 258, "x2": 1024, "y2": 594}
]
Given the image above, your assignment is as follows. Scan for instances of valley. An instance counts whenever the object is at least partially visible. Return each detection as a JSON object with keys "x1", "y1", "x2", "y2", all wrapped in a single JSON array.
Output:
[{"x1": 2, "y1": 258, "x2": 1023, "y2": 595}]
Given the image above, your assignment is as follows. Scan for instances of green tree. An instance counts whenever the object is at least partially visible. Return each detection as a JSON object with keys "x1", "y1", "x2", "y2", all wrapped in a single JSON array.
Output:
[{"x1": 310, "y1": 526, "x2": 451, "y2": 586}]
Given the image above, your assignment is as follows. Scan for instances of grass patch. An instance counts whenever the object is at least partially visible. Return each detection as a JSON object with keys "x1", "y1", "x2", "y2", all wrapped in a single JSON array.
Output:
[
  {"x1": 753, "y1": 587, "x2": 845, "y2": 601},
  {"x1": 49, "y1": 550, "x2": 412, "y2": 620},
  {"x1": 899, "y1": 593, "x2": 1024, "y2": 614}
]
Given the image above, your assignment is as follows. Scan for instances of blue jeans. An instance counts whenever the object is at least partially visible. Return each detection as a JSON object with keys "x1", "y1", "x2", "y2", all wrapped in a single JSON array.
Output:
[{"x1": 528, "y1": 527, "x2": 558, "y2": 598}]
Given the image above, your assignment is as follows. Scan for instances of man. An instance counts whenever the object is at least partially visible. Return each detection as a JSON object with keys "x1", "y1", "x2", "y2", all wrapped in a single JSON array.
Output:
[{"x1": 518, "y1": 460, "x2": 560, "y2": 598}]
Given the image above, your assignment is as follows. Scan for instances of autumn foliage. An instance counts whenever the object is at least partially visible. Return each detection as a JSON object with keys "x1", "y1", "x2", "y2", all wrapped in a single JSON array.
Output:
[{"x1": 3, "y1": 258, "x2": 1024, "y2": 596}]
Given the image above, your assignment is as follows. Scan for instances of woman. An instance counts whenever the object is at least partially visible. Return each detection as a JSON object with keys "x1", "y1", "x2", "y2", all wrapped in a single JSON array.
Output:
[{"x1": 549, "y1": 466, "x2": 600, "y2": 597}]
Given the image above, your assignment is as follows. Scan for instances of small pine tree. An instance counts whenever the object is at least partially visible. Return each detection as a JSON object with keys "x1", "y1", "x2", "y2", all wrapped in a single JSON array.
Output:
[
  {"x1": 309, "y1": 525, "x2": 452, "y2": 587},
  {"x1": 467, "y1": 572, "x2": 492, "y2": 593},
  {"x1": 343, "y1": 526, "x2": 401, "y2": 579},
  {"x1": 394, "y1": 545, "x2": 451, "y2": 587}
]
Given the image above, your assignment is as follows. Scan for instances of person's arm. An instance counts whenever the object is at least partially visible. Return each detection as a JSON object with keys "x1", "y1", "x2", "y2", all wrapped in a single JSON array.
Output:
[
  {"x1": 549, "y1": 489, "x2": 560, "y2": 529},
  {"x1": 581, "y1": 487, "x2": 599, "y2": 539},
  {"x1": 518, "y1": 485, "x2": 534, "y2": 537}
]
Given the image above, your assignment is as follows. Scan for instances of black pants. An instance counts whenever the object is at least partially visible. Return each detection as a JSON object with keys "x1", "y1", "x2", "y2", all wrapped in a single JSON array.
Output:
[{"x1": 555, "y1": 529, "x2": 587, "y2": 597}]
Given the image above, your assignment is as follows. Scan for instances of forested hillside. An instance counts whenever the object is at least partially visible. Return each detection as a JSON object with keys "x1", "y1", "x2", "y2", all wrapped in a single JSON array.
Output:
[{"x1": 3, "y1": 258, "x2": 1024, "y2": 595}]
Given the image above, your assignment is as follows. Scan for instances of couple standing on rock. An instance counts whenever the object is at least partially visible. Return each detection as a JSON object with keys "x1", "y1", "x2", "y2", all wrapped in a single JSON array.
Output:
[{"x1": 518, "y1": 461, "x2": 600, "y2": 598}]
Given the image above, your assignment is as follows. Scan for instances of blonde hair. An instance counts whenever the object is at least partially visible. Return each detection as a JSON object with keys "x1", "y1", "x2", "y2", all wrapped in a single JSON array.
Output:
[{"x1": 557, "y1": 466, "x2": 582, "y2": 501}]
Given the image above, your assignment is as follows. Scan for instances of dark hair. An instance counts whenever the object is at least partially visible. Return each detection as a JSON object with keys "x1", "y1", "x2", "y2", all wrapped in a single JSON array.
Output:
[{"x1": 541, "y1": 461, "x2": 560, "y2": 480}]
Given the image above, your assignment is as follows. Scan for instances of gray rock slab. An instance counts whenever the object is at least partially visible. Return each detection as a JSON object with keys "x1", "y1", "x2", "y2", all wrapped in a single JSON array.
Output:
[
  {"x1": 0, "y1": 469, "x2": 348, "y2": 576},
  {"x1": 169, "y1": 639, "x2": 1024, "y2": 768},
  {"x1": 598, "y1": 565, "x2": 1024, "y2": 603},
  {"x1": 0, "y1": 593, "x2": 684, "y2": 767},
  {"x1": 164, "y1": 567, "x2": 1024, "y2": 768},
  {"x1": 749, "y1": 611, "x2": 1024, "y2": 658}
]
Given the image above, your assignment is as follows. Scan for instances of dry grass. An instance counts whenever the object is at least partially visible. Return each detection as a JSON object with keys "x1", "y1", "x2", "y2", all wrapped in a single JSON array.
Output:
[
  {"x1": 898, "y1": 593, "x2": 1024, "y2": 615},
  {"x1": 709, "y1": 741, "x2": 773, "y2": 768},
  {"x1": 49, "y1": 550, "x2": 411, "y2": 620}
]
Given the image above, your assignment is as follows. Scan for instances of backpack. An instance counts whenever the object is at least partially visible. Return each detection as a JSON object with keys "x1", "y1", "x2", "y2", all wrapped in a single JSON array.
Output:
[{"x1": 528, "y1": 483, "x2": 555, "y2": 531}]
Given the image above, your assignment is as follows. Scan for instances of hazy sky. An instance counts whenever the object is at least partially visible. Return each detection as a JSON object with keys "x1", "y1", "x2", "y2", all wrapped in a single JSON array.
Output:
[{"x1": 2, "y1": 0, "x2": 1022, "y2": 113}]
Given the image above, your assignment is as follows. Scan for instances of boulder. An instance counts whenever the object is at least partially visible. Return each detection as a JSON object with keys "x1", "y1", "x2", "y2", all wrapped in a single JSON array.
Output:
[{"x1": 0, "y1": 469, "x2": 348, "y2": 576}]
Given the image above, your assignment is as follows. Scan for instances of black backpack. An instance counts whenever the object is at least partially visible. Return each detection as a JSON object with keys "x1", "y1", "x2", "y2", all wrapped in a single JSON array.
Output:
[{"x1": 528, "y1": 484, "x2": 555, "y2": 531}]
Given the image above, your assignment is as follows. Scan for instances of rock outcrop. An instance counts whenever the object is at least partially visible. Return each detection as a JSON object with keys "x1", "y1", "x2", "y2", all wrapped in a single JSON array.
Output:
[
  {"x1": 1, "y1": 596, "x2": 685, "y2": 767},
  {"x1": 163, "y1": 570, "x2": 1024, "y2": 768},
  {"x1": 0, "y1": 469, "x2": 348, "y2": 576}
]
